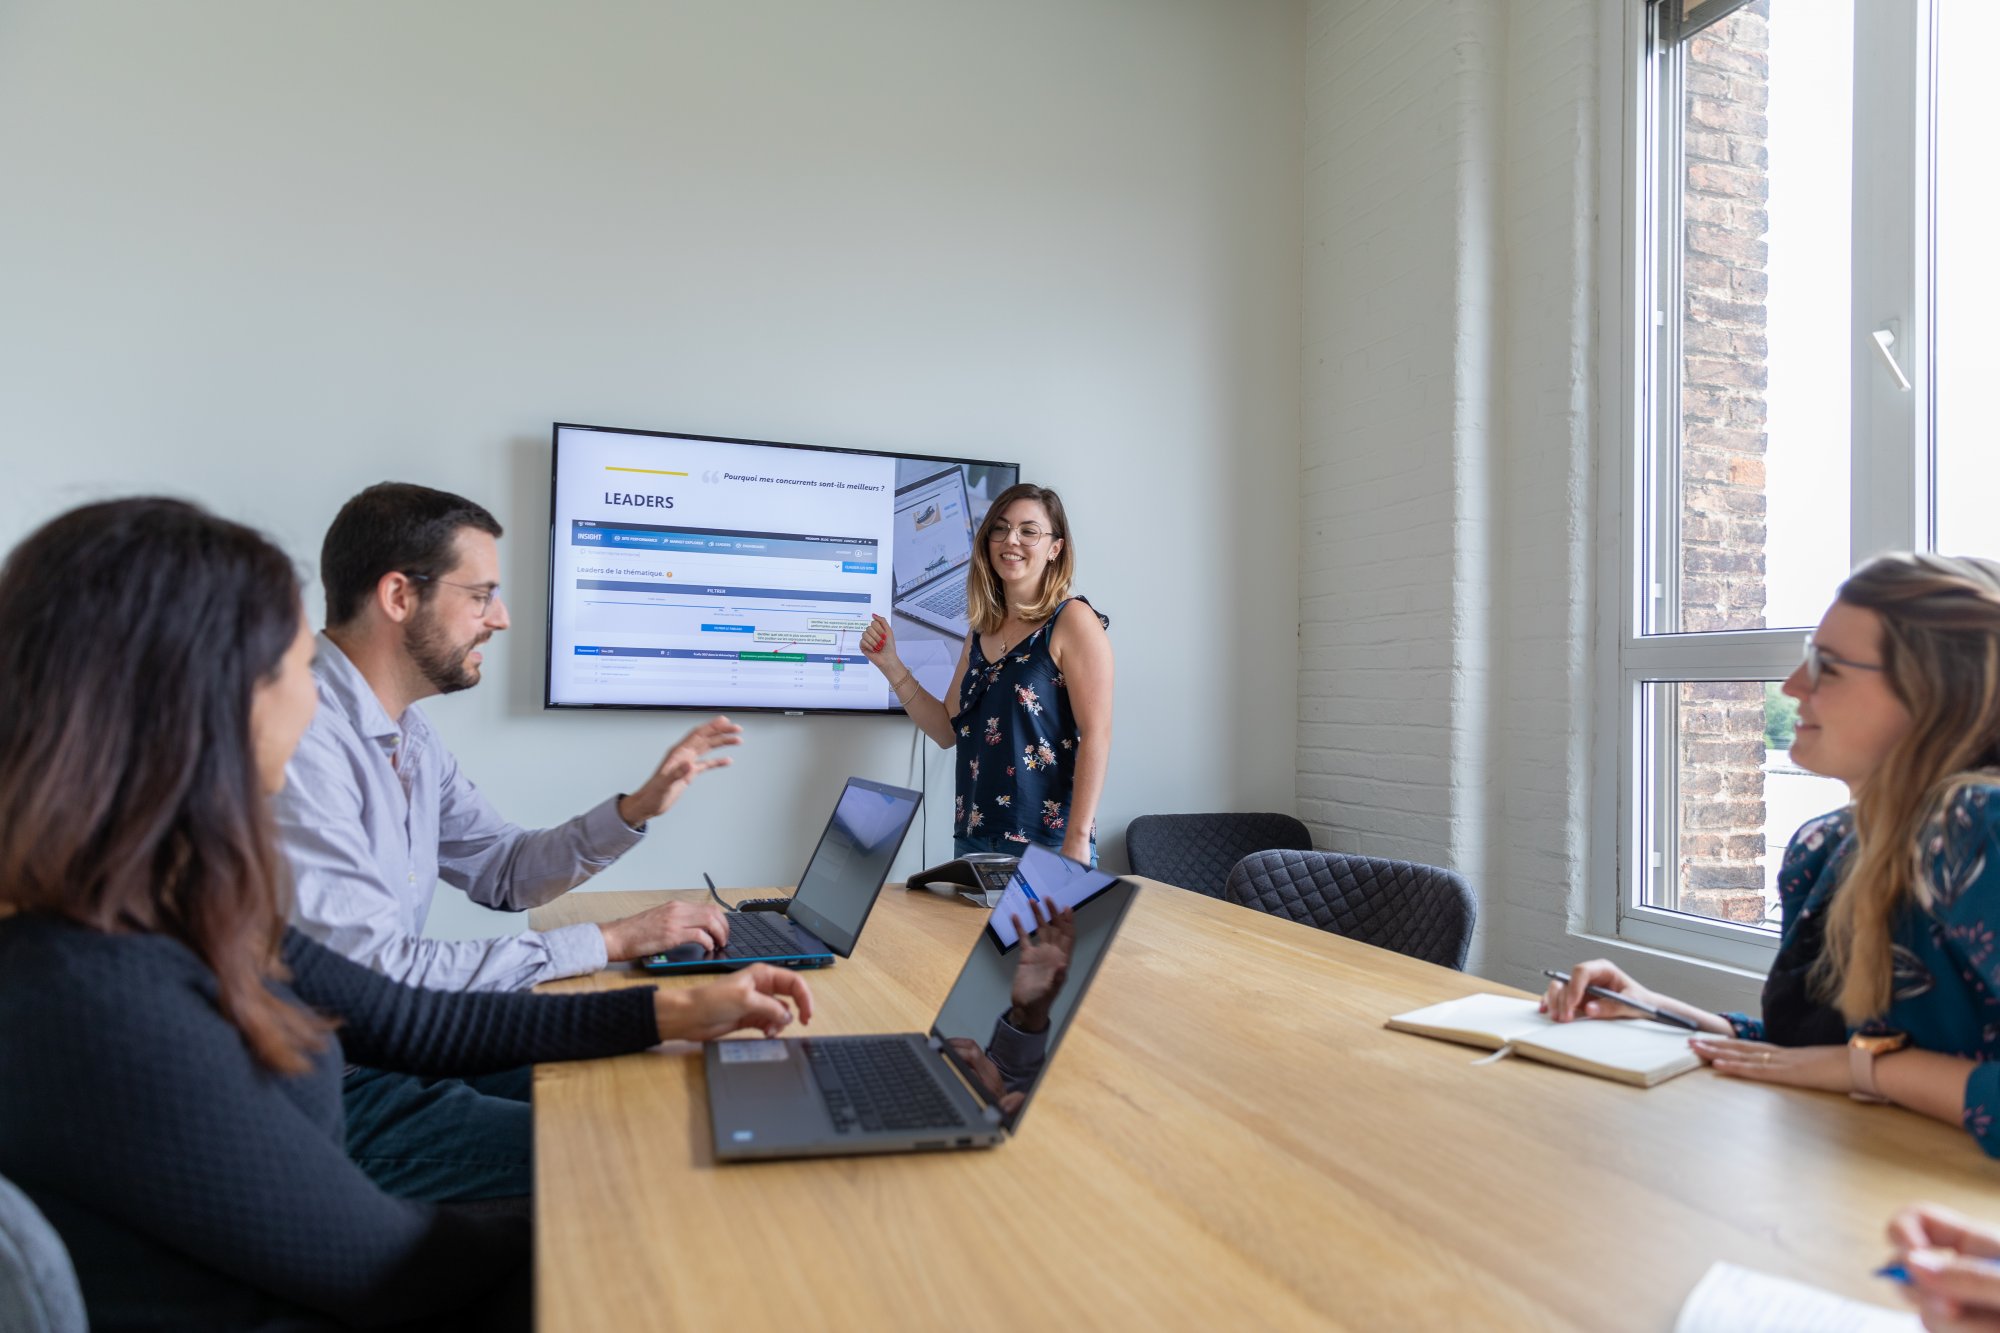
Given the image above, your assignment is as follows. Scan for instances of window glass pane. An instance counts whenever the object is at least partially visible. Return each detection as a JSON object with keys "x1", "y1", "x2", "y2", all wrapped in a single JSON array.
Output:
[
  {"x1": 1664, "y1": 1, "x2": 1853, "y2": 634},
  {"x1": 1639, "y1": 679, "x2": 1844, "y2": 930},
  {"x1": 1933, "y1": 0, "x2": 2000, "y2": 563}
]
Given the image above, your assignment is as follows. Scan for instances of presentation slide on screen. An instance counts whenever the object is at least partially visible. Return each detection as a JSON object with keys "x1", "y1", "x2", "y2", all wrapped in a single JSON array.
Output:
[{"x1": 547, "y1": 426, "x2": 1011, "y2": 712}]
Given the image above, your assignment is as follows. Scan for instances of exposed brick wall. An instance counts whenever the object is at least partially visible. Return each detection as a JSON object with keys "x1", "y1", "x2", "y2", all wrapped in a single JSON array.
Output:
[{"x1": 1675, "y1": 2, "x2": 1771, "y2": 924}]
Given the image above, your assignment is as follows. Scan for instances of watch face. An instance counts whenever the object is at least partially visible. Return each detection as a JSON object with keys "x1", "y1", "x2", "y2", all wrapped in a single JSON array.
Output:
[{"x1": 1853, "y1": 1032, "x2": 1908, "y2": 1054}]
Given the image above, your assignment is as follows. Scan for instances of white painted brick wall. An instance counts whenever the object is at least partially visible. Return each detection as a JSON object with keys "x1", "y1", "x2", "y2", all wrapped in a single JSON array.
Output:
[
  {"x1": 1304, "y1": 0, "x2": 1764, "y2": 1015},
  {"x1": 1304, "y1": 0, "x2": 1629, "y2": 994}
]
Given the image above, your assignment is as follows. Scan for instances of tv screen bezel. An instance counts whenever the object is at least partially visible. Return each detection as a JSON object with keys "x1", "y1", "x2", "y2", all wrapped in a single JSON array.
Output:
[{"x1": 543, "y1": 421, "x2": 1019, "y2": 716}]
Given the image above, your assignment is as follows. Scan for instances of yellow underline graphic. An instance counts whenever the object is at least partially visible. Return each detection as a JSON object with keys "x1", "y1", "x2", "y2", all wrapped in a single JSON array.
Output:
[{"x1": 605, "y1": 466, "x2": 689, "y2": 476}]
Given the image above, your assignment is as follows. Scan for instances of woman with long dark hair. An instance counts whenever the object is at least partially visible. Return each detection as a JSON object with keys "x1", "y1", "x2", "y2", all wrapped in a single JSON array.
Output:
[
  {"x1": 857, "y1": 482, "x2": 1112, "y2": 865},
  {"x1": 0, "y1": 498, "x2": 812, "y2": 1331},
  {"x1": 1546, "y1": 553, "x2": 2000, "y2": 1158}
]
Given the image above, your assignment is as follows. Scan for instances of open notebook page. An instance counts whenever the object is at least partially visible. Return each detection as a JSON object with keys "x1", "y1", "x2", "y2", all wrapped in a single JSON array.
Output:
[
  {"x1": 1389, "y1": 993, "x2": 1701, "y2": 1083},
  {"x1": 1673, "y1": 1262, "x2": 1919, "y2": 1333}
]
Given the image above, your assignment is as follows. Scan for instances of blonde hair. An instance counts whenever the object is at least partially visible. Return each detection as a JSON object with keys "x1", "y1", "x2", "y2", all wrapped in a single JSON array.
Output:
[
  {"x1": 965, "y1": 483, "x2": 1076, "y2": 635},
  {"x1": 1815, "y1": 552, "x2": 2000, "y2": 1021}
]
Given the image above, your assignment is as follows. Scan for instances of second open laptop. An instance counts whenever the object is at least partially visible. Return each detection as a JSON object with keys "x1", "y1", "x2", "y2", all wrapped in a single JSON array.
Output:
[
  {"x1": 638, "y1": 776, "x2": 922, "y2": 975},
  {"x1": 704, "y1": 844, "x2": 1135, "y2": 1160}
]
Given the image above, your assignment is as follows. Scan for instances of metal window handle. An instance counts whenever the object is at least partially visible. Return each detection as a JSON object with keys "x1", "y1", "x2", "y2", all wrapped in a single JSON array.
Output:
[{"x1": 1871, "y1": 327, "x2": 1913, "y2": 391}]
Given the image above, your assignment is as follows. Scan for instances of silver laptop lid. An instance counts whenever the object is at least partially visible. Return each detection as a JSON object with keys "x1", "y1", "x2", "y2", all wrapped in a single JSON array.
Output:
[
  {"x1": 890, "y1": 467, "x2": 973, "y2": 597},
  {"x1": 783, "y1": 777, "x2": 923, "y2": 956},
  {"x1": 929, "y1": 845, "x2": 1136, "y2": 1132}
]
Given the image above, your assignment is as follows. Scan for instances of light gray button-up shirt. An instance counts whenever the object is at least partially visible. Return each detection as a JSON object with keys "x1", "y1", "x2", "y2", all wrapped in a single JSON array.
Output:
[{"x1": 275, "y1": 633, "x2": 637, "y2": 991}]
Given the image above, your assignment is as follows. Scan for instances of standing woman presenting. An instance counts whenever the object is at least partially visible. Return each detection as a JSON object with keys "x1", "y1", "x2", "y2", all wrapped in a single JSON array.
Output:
[{"x1": 861, "y1": 483, "x2": 1112, "y2": 865}]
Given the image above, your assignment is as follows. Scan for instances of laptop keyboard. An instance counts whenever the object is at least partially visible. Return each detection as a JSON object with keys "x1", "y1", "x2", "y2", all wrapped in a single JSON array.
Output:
[
  {"x1": 722, "y1": 911, "x2": 814, "y2": 958},
  {"x1": 805, "y1": 1038, "x2": 970, "y2": 1134},
  {"x1": 914, "y1": 579, "x2": 968, "y2": 620}
]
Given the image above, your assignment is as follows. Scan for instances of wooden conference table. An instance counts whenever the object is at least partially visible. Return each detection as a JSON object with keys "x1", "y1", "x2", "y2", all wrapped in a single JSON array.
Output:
[{"x1": 531, "y1": 880, "x2": 1995, "y2": 1331}]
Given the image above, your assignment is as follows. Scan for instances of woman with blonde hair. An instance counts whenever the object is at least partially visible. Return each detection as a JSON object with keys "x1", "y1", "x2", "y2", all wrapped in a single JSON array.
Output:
[
  {"x1": 860, "y1": 482, "x2": 1112, "y2": 865},
  {"x1": 1546, "y1": 552, "x2": 2000, "y2": 1157}
]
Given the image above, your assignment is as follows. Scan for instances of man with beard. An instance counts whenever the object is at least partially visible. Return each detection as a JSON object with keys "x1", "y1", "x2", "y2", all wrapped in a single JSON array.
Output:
[{"x1": 274, "y1": 482, "x2": 738, "y2": 1203}]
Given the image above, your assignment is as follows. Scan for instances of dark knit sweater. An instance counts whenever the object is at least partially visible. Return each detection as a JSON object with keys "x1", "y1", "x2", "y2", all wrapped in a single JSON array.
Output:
[{"x1": 0, "y1": 915, "x2": 659, "y2": 1331}]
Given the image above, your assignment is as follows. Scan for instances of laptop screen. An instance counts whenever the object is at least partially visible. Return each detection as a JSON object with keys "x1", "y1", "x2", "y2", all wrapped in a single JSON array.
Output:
[
  {"x1": 783, "y1": 778, "x2": 923, "y2": 956},
  {"x1": 890, "y1": 468, "x2": 972, "y2": 597},
  {"x1": 930, "y1": 847, "x2": 1136, "y2": 1131}
]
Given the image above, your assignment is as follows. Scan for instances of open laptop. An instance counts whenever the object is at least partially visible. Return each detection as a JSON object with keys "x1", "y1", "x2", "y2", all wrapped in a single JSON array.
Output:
[
  {"x1": 638, "y1": 776, "x2": 922, "y2": 975},
  {"x1": 890, "y1": 467, "x2": 976, "y2": 637},
  {"x1": 704, "y1": 844, "x2": 1134, "y2": 1160}
]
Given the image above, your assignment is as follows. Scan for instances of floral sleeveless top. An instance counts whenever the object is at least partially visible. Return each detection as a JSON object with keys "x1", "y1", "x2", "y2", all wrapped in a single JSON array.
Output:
[
  {"x1": 1722, "y1": 785, "x2": 2000, "y2": 1159},
  {"x1": 950, "y1": 597, "x2": 1104, "y2": 850}
]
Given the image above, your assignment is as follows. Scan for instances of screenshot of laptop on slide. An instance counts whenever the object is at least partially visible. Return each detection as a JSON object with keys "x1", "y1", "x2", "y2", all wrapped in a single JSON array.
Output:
[{"x1": 890, "y1": 467, "x2": 974, "y2": 639}]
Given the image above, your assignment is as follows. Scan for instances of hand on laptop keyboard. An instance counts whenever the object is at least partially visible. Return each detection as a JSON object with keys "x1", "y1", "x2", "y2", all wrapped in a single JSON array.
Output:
[
  {"x1": 600, "y1": 899, "x2": 731, "y2": 962},
  {"x1": 656, "y1": 964, "x2": 815, "y2": 1042}
]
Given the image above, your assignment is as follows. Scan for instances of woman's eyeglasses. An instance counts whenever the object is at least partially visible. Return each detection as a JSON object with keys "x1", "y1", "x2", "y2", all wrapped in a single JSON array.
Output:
[
  {"x1": 986, "y1": 523, "x2": 1051, "y2": 547},
  {"x1": 1801, "y1": 634, "x2": 1884, "y2": 690}
]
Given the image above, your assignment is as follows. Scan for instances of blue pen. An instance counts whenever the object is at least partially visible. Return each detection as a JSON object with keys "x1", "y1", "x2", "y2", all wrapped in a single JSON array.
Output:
[{"x1": 1880, "y1": 1257, "x2": 2000, "y2": 1284}]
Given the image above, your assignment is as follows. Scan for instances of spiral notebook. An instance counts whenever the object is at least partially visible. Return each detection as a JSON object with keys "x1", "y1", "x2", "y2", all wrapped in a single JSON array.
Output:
[{"x1": 1386, "y1": 992, "x2": 1705, "y2": 1087}]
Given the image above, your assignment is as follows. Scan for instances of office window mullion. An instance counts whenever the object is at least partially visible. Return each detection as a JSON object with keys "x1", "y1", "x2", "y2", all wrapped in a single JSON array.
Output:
[
  {"x1": 1850, "y1": 0, "x2": 1930, "y2": 565},
  {"x1": 1620, "y1": 0, "x2": 1896, "y2": 961}
]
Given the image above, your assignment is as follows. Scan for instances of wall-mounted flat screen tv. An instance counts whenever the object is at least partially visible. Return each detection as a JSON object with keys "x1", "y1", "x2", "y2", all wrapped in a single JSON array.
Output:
[{"x1": 546, "y1": 423, "x2": 1018, "y2": 714}]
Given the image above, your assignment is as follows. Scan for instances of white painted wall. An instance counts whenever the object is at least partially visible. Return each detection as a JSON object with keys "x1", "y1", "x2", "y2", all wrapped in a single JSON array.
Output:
[
  {"x1": 1301, "y1": 0, "x2": 1764, "y2": 1013},
  {"x1": 0, "y1": 0, "x2": 1303, "y2": 937}
]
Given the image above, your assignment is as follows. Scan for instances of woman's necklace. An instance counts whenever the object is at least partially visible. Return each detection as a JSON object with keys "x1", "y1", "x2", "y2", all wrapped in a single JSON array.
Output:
[{"x1": 992, "y1": 613, "x2": 1041, "y2": 659}]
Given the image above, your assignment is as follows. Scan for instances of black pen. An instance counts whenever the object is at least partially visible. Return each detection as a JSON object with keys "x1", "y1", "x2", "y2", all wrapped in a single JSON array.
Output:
[{"x1": 1540, "y1": 969, "x2": 1704, "y2": 1032}]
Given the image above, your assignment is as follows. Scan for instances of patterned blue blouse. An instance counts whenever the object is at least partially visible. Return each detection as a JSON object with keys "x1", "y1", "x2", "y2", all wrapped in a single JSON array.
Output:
[
  {"x1": 1724, "y1": 786, "x2": 2000, "y2": 1158},
  {"x1": 950, "y1": 598, "x2": 1104, "y2": 853}
]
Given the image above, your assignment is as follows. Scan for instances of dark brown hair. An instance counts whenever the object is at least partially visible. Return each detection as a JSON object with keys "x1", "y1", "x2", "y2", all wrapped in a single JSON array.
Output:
[
  {"x1": 320, "y1": 481, "x2": 502, "y2": 627},
  {"x1": 0, "y1": 498, "x2": 330, "y2": 1072}
]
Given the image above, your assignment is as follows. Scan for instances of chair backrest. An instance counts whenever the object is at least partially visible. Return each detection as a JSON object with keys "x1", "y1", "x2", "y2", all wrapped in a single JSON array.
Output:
[
  {"x1": 1124, "y1": 812, "x2": 1313, "y2": 899},
  {"x1": 0, "y1": 1176, "x2": 87, "y2": 1333},
  {"x1": 1224, "y1": 850, "x2": 1477, "y2": 970}
]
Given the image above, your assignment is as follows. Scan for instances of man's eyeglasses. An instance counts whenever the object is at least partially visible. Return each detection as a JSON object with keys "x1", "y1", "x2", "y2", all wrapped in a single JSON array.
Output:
[
  {"x1": 986, "y1": 522, "x2": 1052, "y2": 547},
  {"x1": 405, "y1": 572, "x2": 502, "y2": 615},
  {"x1": 1801, "y1": 634, "x2": 1884, "y2": 690}
]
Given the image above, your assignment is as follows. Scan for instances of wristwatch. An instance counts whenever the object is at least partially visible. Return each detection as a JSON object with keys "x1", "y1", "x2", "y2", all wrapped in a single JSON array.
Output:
[{"x1": 1848, "y1": 1031, "x2": 1908, "y2": 1103}]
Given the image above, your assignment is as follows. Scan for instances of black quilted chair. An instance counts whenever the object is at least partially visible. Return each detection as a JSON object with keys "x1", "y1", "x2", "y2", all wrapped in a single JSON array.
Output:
[
  {"x1": 1124, "y1": 812, "x2": 1313, "y2": 899},
  {"x1": 1224, "y1": 850, "x2": 1477, "y2": 970}
]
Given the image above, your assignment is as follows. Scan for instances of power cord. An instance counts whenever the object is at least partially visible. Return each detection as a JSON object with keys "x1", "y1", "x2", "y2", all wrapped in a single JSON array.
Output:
[{"x1": 909, "y1": 722, "x2": 927, "y2": 868}]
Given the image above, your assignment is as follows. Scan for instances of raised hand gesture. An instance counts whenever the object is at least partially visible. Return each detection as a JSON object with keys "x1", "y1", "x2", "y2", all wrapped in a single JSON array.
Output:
[{"x1": 618, "y1": 715, "x2": 743, "y2": 827}]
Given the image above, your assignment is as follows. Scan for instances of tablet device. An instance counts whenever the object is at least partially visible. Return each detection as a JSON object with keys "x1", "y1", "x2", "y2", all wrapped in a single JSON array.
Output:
[{"x1": 985, "y1": 843, "x2": 1120, "y2": 952}]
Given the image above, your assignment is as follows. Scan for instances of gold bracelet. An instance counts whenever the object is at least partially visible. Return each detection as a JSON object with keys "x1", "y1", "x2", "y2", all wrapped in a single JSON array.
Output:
[{"x1": 891, "y1": 672, "x2": 916, "y2": 694}]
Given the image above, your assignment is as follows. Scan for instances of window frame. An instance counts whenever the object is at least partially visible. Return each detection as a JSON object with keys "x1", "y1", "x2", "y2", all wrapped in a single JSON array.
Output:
[{"x1": 1597, "y1": 0, "x2": 1936, "y2": 969}]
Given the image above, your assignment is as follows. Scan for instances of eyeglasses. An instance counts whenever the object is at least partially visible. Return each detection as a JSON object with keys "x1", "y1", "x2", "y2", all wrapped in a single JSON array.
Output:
[
  {"x1": 986, "y1": 522, "x2": 1052, "y2": 547},
  {"x1": 1801, "y1": 634, "x2": 1884, "y2": 690},
  {"x1": 405, "y1": 572, "x2": 503, "y2": 616}
]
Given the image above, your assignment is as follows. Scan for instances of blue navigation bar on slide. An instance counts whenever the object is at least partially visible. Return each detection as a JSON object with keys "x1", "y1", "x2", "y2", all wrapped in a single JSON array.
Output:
[
  {"x1": 571, "y1": 520, "x2": 877, "y2": 564},
  {"x1": 575, "y1": 579, "x2": 872, "y2": 604},
  {"x1": 573, "y1": 645, "x2": 871, "y2": 666}
]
